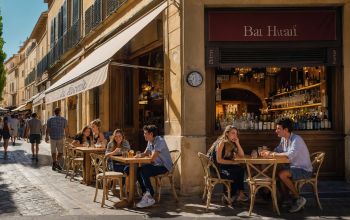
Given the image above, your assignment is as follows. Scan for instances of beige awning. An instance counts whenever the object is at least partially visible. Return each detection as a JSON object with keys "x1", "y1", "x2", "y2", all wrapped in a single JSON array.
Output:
[
  {"x1": 33, "y1": 92, "x2": 46, "y2": 107},
  {"x1": 0, "y1": 107, "x2": 9, "y2": 112},
  {"x1": 11, "y1": 103, "x2": 32, "y2": 112},
  {"x1": 26, "y1": 93, "x2": 42, "y2": 103},
  {"x1": 44, "y1": 1, "x2": 167, "y2": 104}
]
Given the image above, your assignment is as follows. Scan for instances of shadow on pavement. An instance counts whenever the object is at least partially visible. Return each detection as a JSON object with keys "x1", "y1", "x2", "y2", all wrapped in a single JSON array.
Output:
[{"x1": 0, "y1": 172, "x2": 18, "y2": 215}]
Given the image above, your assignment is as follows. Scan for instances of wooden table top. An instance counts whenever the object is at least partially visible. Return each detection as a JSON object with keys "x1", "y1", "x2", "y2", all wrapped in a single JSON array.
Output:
[
  {"x1": 110, "y1": 156, "x2": 152, "y2": 164},
  {"x1": 75, "y1": 147, "x2": 106, "y2": 152},
  {"x1": 234, "y1": 155, "x2": 290, "y2": 164}
]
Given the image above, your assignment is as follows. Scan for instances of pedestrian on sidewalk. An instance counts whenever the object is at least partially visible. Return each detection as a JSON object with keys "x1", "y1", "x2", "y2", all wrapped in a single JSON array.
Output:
[
  {"x1": 2, "y1": 116, "x2": 11, "y2": 159},
  {"x1": 0, "y1": 116, "x2": 4, "y2": 143},
  {"x1": 25, "y1": 113, "x2": 42, "y2": 162},
  {"x1": 45, "y1": 107, "x2": 69, "y2": 171},
  {"x1": 260, "y1": 118, "x2": 313, "y2": 213},
  {"x1": 9, "y1": 114, "x2": 19, "y2": 146}
]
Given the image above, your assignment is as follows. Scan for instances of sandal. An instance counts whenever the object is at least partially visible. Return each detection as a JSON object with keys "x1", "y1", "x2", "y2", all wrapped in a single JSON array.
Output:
[{"x1": 236, "y1": 193, "x2": 249, "y2": 202}]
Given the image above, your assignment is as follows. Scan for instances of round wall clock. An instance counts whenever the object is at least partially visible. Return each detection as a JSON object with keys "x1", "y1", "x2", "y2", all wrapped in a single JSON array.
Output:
[{"x1": 187, "y1": 71, "x2": 203, "y2": 87}]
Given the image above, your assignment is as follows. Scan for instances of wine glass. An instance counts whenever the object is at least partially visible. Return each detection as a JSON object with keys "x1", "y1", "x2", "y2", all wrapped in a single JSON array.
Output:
[{"x1": 251, "y1": 150, "x2": 258, "y2": 159}]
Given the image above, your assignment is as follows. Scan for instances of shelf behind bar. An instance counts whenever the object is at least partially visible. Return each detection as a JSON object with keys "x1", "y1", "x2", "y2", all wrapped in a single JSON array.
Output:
[
  {"x1": 272, "y1": 81, "x2": 324, "y2": 98},
  {"x1": 268, "y1": 103, "x2": 322, "y2": 111}
]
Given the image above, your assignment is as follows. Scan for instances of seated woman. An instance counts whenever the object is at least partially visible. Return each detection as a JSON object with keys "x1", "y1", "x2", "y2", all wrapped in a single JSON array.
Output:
[
  {"x1": 207, "y1": 125, "x2": 248, "y2": 202},
  {"x1": 105, "y1": 128, "x2": 130, "y2": 173},
  {"x1": 71, "y1": 126, "x2": 93, "y2": 147},
  {"x1": 105, "y1": 129, "x2": 131, "y2": 195},
  {"x1": 90, "y1": 119, "x2": 106, "y2": 147}
]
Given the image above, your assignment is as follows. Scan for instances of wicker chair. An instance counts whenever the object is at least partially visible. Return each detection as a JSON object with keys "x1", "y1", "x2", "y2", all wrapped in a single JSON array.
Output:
[
  {"x1": 294, "y1": 151, "x2": 325, "y2": 210},
  {"x1": 197, "y1": 152, "x2": 233, "y2": 210},
  {"x1": 245, "y1": 158, "x2": 279, "y2": 216},
  {"x1": 153, "y1": 150, "x2": 181, "y2": 202},
  {"x1": 90, "y1": 153, "x2": 124, "y2": 207},
  {"x1": 64, "y1": 145, "x2": 84, "y2": 180}
]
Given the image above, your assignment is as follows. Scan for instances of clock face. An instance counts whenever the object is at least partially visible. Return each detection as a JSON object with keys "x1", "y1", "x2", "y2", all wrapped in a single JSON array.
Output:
[{"x1": 187, "y1": 71, "x2": 203, "y2": 87}]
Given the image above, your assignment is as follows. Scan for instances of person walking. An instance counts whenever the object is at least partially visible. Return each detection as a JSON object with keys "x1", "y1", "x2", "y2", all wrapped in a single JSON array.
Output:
[
  {"x1": 26, "y1": 113, "x2": 42, "y2": 162},
  {"x1": 2, "y1": 117, "x2": 11, "y2": 159},
  {"x1": 45, "y1": 107, "x2": 69, "y2": 171},
  {"x1": 9, "y1": 115, "x2": 20, "y2": 145}
]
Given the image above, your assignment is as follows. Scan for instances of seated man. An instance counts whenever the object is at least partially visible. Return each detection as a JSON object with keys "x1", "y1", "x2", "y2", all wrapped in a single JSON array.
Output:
[
  {"x1": 261, "y1": 118, "x2": 313, "y2": 213},
  {"x1": 136, "y1": 124, "x2": 173, "y2": 208}
]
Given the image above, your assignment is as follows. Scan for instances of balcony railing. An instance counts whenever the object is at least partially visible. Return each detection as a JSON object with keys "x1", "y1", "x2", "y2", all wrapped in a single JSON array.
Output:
[
  {"x1": 25, "y1": 69, "x2": 36, "y2": 86},
  {"x1": 37, "y1": 54, "x2": 48, "y2": 79},
  {"x1": 48, "y1": 18, "x2": 81, "y2": 67},
  {"x1": 106, "y1": 0, "x2": 127, "y2": 16},
  {"x1": 85, "y1": 0, "x2": 127, "y2": 35}
]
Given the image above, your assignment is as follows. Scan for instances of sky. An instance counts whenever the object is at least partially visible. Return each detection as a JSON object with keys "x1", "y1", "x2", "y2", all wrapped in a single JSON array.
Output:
[{"x1": 0, "y1": 0, "x2": 47, "y2": 60}]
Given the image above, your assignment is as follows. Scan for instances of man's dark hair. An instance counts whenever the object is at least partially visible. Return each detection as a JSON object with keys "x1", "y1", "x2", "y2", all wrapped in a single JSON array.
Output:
[
  {"x1": 277, "y1": 118, "x2": 294, "y2": 133},
  {"x1": 54, "y1": 107, "x2": 61, "y2": 115},
  {"x1": 143, "y1": 124, "x2": 158, "y2": 137},
  {"x1": 31, "y1": 113, "x2": 37, "y2": 118}
]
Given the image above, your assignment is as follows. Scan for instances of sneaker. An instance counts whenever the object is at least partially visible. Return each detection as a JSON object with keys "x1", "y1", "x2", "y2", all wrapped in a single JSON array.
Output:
[
  {"x1": 52, "y1": 163, "x2": 57, "y2": 171},
  {"x1": 289, "y1": 196, "x2": 306, "y2": 213},
  {"x1": 136, "y1": 191, "x2": 155, "y2": 208}
]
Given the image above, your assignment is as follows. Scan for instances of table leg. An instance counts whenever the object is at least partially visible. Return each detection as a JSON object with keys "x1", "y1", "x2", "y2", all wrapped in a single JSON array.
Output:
[
  {"x1": 114, "y1": 163, "x2": 136, "y2": 208},
  {"x1": 85, "y1": 153, "x2": 92, "y2": 185}
]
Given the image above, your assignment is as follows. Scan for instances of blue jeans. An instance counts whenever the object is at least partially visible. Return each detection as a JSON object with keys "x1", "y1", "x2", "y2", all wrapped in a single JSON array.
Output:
[{"x1": 137, "y1": 164, "x2": 168, "y2": 196}]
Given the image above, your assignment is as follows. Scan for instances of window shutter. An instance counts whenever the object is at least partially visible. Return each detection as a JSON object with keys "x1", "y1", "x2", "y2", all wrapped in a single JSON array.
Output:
[
  {"x1": 63, "y1": 0, "x2": 67, "y2": 33},
  {"x1": 50, "y1": 19, "x2": 54, "y2": 48},
  {"x1": 72, "y1": 0, "x2": 80, "y2": 23}
]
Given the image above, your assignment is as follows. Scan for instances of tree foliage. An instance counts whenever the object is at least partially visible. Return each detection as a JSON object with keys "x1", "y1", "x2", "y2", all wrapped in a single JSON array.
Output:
[{"x1": 0, "y1": 12, "x2": 7, "y2": 101}]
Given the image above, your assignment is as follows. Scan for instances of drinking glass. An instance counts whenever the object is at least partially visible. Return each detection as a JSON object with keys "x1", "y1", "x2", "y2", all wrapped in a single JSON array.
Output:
[
  {"x1": 262, "y1": 146, "x2": 269, "y2": 150},
  {"x1": 251, "y1": 150, "x2": 258, "y2": 159},
  {"x1": 122, "y1": 150, "x2": 128, "y2": 158},
  {"x1": 257, "y1": 147, "x2": 263, "y2": 156},
  {"x1": 136, "y1": 151, "x2": 141, "y2": 158}
]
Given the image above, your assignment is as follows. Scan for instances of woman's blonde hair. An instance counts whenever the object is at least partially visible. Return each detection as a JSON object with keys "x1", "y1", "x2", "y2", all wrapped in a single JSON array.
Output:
[
  {"x1": 208, "y1": 125, "x2": 239, "y2": 155},
  {"x1": 90, "y1": 119, "x2": 101, "y2": 128},
  {"x1": 109, "y1": 129, "x2": 125, "y2": 146}
]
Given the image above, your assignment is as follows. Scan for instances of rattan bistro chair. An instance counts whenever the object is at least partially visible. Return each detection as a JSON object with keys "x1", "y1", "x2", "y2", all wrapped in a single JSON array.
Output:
[
  {"x1": 90, "y1": 153, "x2": 124, "y2": 207},
  {"x1": 294, "y1": 151, "x2": 325, "y2": 210},
  {"x1": 153, "y1": 150, "x2": 181, "y2": 202},
  {"x1": 245, "y1": 158, "x2": 280, "y2": 216},
  {"x1": 197, "y1": 152, "x2": 233, "y2": 210},
  {"x1": 64, "y1": 145, "x2": 84, "y2": 180}
]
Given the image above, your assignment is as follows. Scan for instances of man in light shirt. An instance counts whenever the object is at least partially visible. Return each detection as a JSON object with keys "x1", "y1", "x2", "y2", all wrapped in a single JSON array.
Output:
[
  {"x1": 261, "y1": 118, "x2": 312, "y2": 213},
  {"x1": 26, "y1": 113, "x2": 42, "y2": 162}
]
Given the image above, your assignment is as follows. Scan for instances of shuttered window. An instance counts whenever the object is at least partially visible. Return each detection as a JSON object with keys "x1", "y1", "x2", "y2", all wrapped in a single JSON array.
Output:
[{"x1": 72, "y1": 0, "x2": 80, "y2": 24}]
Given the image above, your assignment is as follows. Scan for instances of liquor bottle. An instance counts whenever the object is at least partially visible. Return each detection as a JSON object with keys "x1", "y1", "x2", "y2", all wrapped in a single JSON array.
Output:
[
  {"x1": 304, "y1": 71, "x2": 309, "y2": 87},
  {"x1": 216, "y1": 86, "x2": 221, "y2": 101}
]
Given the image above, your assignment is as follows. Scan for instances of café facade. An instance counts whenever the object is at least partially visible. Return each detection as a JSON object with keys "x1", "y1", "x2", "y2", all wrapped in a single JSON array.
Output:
[{"x1": 27, "y1": 0, "x2": 350, "y2": 194}]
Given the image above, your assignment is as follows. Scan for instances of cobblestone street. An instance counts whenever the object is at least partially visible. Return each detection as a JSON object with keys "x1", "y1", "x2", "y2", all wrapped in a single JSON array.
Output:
[{"x1": 1, "y1": 139, "x2": 350, "y2": 219}]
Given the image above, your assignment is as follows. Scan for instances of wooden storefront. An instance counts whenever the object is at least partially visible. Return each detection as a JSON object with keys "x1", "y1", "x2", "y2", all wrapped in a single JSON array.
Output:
[{"x1": 205, "y1": 7, "x2": 344, "y2": 179}]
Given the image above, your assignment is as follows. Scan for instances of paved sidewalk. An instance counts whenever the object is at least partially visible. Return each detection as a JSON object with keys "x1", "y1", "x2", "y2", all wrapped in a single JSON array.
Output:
[{"x1": 1, "y1": 139, "x2": 350, "y2": 219}]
